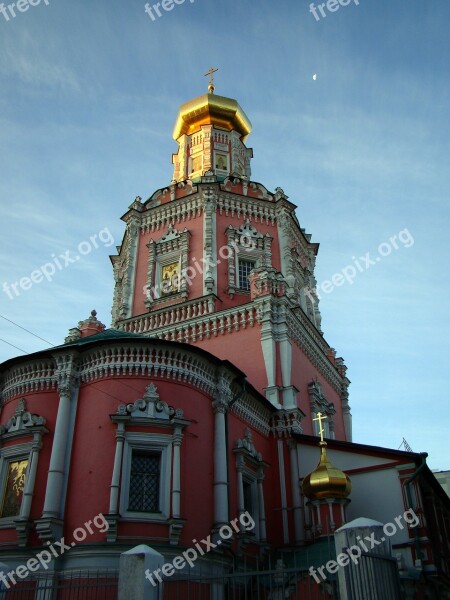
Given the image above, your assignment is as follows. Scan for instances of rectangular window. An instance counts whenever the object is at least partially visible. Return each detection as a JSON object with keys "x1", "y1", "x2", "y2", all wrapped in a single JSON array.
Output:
[
  {"x1": 0, "y1": 459, "x2": 28, "y2": 518},
  {"x1": 243, "y1": 480, "x2": 253, "y2": 514},
  {"x1": 238, "y1": 259, "x2": 256, "y2": 291},
  {"x1": 241, "y1": 476, "x2": 259, "y2": 539},
  {"x1": 128, "y1": 451, "x2": 160, "y2": 513}
]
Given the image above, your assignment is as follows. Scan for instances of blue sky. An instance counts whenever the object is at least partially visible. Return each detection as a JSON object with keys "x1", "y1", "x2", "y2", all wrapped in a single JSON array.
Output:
[{"x1": 0, "y1": 0, "x2": 449, "y2": 469}]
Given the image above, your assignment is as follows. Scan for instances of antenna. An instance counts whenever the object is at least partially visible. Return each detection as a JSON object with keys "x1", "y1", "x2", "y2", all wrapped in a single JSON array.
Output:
[{"x1": 398, "y1": 438, "x2": 413, "y2": 452}]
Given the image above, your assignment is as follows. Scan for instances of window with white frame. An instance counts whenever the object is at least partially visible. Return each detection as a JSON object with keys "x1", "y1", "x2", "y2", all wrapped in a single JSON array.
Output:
[
  {"x1": 145, "y1": 225, "x2": 191, "y2": 307},
  {"x1": 109, "y1": 383, "x2": 188, "y2": 545},
  {"x1": 238, "y1": 258, "x2": 256, "y2": 291},
  {"x1": 0, "y1": 448, "x2": 30, "y2": 520},
  {"x1": 0, "y1": 398, "x2": 47, "y2": 531},
  {"x1": 128, "y1": 450, "x2": 161, "y2": 513},
  {"x1": 308, "y1": 381, "x2": 336, "y2": 440},
  {"x1": 120, "y1": 433, "x2": 172, "y2": 521},
  {"x1": 225, "y1": 220, "x2": 273, "y2": 298},
  {"x1": 234, "y1": 429, "x2": 268, "y2": 543}
]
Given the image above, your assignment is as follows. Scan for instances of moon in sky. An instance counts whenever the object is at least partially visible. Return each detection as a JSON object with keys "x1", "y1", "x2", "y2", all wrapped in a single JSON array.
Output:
[{"x1": 313, "y1": 74, "x2": 317, "y2": 81}]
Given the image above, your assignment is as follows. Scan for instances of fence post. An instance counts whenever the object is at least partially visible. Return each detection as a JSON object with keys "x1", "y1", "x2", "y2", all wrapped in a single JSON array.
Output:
[{"x1": 118, "y1": 544, "x2": 164, "y2": 600}]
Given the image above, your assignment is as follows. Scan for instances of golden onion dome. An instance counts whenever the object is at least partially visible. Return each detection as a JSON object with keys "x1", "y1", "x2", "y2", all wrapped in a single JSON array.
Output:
[
  {"x1": 302, "y1": 442, "x2": 352, "y2": 501},
  {"x1": 172, "y1": 93, "x2": 252, "y2": 142}
]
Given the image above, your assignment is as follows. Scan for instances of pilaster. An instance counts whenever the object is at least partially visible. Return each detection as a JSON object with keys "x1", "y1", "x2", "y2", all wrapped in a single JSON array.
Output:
[
  {"x1": 36, "y1": 351, "x2": 79, "y2": 543},
  {"x1": 212, "y1": 373, "x2": 232, "y2": 533},
  {"x1": 202, "y1": 188, "x2": 218, "y2": 295}
]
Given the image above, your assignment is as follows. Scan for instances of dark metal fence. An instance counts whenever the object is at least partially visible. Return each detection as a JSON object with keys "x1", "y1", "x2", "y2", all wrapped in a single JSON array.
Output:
[
  {"x1": 0, "y1": 552, "x2": 403, "y2": 599},
  {"x1": 163, "y1": 565, "x2": 338, "y2": 599},
  {"x1": 343, "y1": 552, "x2": 402, "y2": 600},
  {"x1": 0, "y1": 570, "x2": 118, "y2": 600}
]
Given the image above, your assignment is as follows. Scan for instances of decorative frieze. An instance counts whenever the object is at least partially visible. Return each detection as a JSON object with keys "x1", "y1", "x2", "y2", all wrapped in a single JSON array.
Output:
[
  {"x1": 217, "y1": 193, "x2": 276, "y2": 225},
  {"x1": 140, "y1": 194, "x2": 202, "y2": 233},
  {"x1": 286, "y1": 311, "x2": 343, "y2": 393},
  {"x1": 230, "y1": 392, "x2": 272, "y2": 436},
  {"x1": 78, "y1": 344, "x2": 217, "y2": 395},
  {"x1": 1, "y1": 359, "x2": 56, "y2": 403},
  {"x1": 119, "y1": 303, "x2": 258, "y2": 341}
]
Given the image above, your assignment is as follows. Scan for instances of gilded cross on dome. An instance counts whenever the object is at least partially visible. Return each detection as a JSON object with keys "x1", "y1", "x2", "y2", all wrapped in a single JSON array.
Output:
[
  {"x1": 313, "y1": 412, "x2": 327, "y2": 442},
  {"x1": 204, "y1": 66, "x2": 218, "y2": 94}
]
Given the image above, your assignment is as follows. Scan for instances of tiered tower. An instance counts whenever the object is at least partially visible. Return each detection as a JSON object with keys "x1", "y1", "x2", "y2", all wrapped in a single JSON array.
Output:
[{"x1": 111, "y1": 82, "x2": 351, "y2": 441}]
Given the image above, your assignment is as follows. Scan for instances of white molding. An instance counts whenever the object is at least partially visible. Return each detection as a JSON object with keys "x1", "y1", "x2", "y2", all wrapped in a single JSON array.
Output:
[
  {"x1": 0, "y1": 441, "x2": 32, "y2": 526},
  {"x1": 79, "y1": 343, "x2": 217, "y2": 395},
  {"x1": 119, "y1": 432, "x2": 173, "y2": 522},
  {"x1": 1, "y1": 359, "x2": 56, "y2": 404}
]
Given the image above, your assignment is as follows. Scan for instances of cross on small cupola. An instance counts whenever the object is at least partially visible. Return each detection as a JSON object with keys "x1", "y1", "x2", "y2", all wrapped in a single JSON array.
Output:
[
  {"x1": 313, "y1": 411, "x2": 327, "y2": 442},
  {"x1": 204, "y1": 66, "x2": 218, "y2": 94}
]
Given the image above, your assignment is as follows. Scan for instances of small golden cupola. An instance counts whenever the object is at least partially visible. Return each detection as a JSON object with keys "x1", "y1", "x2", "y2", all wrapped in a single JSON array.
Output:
[
  {"x1": 302, "y1": 413, "x2": 352, "y2": 538},
  {"x1": 302, "y1": 441, "x2": 352, "y2": 501},
  {"x1": 171, "y1": 67, "x2": 253, "y2": 183}
]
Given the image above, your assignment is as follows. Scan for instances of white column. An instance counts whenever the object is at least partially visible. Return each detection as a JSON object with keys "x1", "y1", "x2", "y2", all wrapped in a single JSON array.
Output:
[
  {"x1": 213, "y1": 400, "x2": 228, "y2": 528},
  {"x1": 109, "y1": 421, "x2": 126, "y2": 514},
  {"x1": 277, "y1": 439, "x2": 289, "y2": 544},
  {"x1": 287, "y1": 439, "x2": 304, "y2": 544},
  {"x1": 258, "y1": 297, "x2": 280, "y2": 407},
  {"x1": 202, "y1": 190, "x2": 217, "y2": 295},
  {"x1": 236, "y1": 457, "x2": 245, "y2": 522},
  {"x1": 42, "y1": 387, "x2": 73, "y2": 517},
  {"x1": 171, "y1": 428, "x2": 183, "y2": 519},
  {"x1": 20, "y1": 433, "x2": 42, "y2": 519},
  {"x1": 257, "y1": 469, "x2": 267, "y2": 543},
  {"x1": 343, "y1": 402, "x2": 352, "y2": 442}
]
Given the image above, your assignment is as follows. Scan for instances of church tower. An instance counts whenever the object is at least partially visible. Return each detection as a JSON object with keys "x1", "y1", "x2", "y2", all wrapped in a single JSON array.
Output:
[{"x1": 110, "y1": 78, "x2": 352, "y2": 442}]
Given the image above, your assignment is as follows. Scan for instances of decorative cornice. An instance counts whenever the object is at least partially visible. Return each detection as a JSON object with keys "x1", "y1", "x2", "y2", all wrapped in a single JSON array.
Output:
[
  {"x1": 286, "y1": 311, "x2": 343, "y2": 393},
  {"x1": 217, "y1": 192, "x2": 276, "y2": 225},
  {"x1": 230, "y1": 392, "x2": 272, "y2": 436},
  {"x1": 78, "y1": 343, "x2": 217, "y2": 395},
  {"x1": 140, "y1": 194, "x2": 203, "y2": 233},
  {"x1": 1, "y1": 359, "x2": 56, "y2": 404},
  {"x1": 118, "y1": 303, "x2": 258, "y2": 341}
]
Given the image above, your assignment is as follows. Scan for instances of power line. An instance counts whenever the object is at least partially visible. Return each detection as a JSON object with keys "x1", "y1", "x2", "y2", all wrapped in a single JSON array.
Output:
[
  {"x1": 0, "y1": 338, "x2": 27, "y2": 354},
  {"x1": 0, "y1": 315, "x2": 54, "y2": 346}
]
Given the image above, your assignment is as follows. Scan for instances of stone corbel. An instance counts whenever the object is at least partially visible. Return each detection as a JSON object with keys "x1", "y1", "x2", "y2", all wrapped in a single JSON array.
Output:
[{"x1": 169, "y1": 518, "x2": 186, "y2": 546}]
